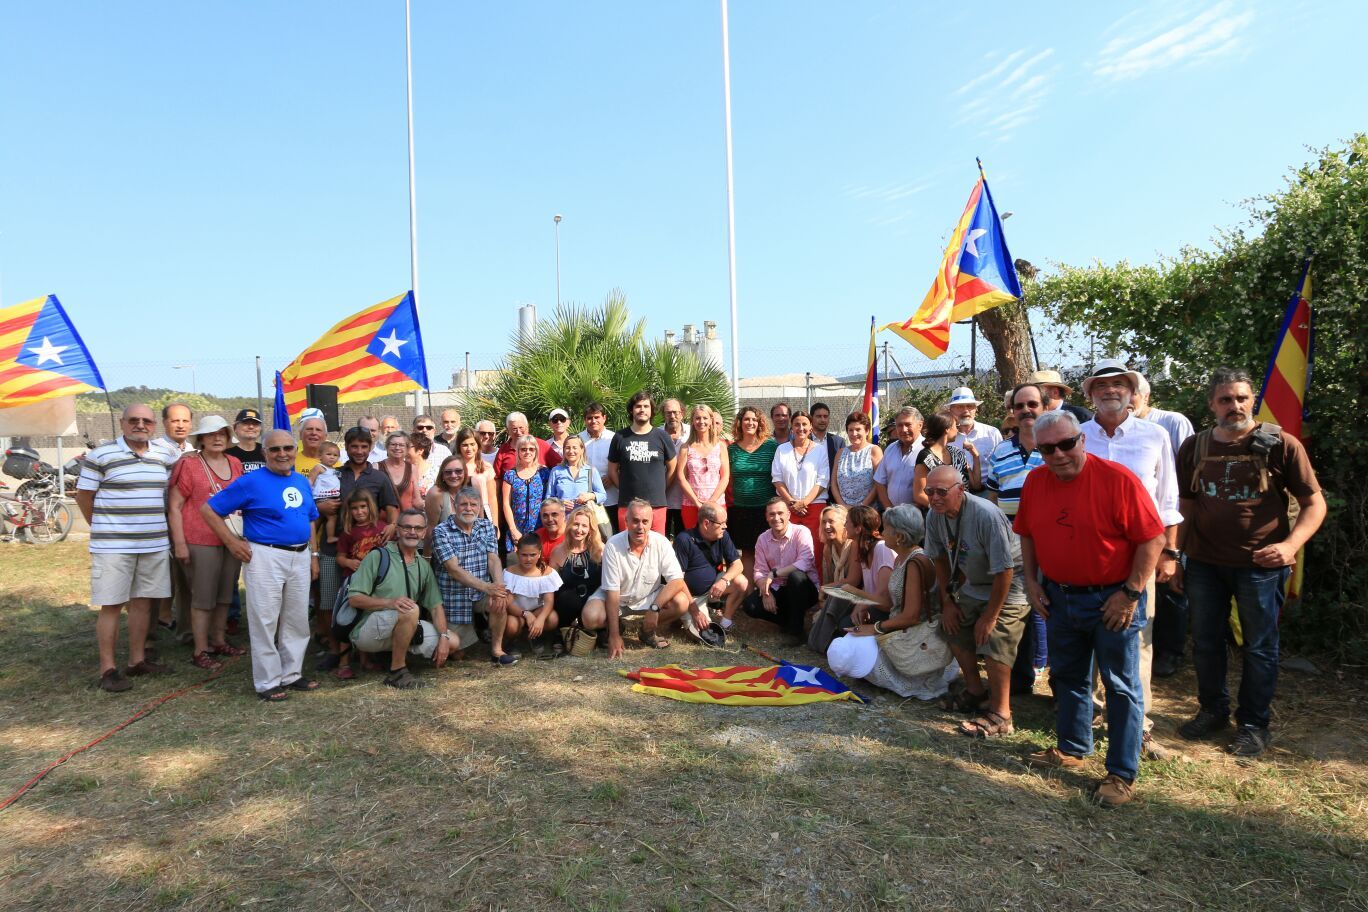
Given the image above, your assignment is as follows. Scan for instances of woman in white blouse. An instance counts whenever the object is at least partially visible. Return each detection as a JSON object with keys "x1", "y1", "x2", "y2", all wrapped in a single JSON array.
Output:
[{"x1": 771, "y1": 410, "x2": 830, "y2": 569}]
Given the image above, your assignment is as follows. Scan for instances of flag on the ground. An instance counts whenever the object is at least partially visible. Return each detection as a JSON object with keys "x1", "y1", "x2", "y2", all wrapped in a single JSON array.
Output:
[
  {"x1": 0, "y1": 295, "x2": 105, "y2": 409},
  {"x1": 278, "y1": 291, "x2": 429, "y2": 421},
  {"x1": 622, "y1": 662, "x2": 865, "y2": 706},
  {"x1": 883, "y1": 164, "x2": 1021, "y2": 358},
  {"x1": 863, "y1": 315, "x2": 880, "y2": 443},
  {"x1": 272, "y1": 372, "x2": 291, "y2": 432},
  {"x1": 1254, "y1": 255, "x2": 1314, "y2": 601}
]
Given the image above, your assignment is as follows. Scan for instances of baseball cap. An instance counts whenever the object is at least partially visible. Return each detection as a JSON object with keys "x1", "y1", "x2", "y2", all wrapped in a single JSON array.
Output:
[
  {"x1": 234, "y1": 408, "x2": 263, "y2": 424},
  {"x1": 548, "y1": 407, "x2": 570, "y2": 421}
]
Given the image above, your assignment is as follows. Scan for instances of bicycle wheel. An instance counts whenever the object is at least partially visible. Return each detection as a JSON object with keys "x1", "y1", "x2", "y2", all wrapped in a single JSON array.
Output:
[{"x1": 24, "y1": 499, "x2": 72, "y2": 545}]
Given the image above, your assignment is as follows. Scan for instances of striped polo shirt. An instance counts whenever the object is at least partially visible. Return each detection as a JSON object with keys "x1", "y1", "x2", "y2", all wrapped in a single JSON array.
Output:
[
  {"x1": 982, "y1": 435, "x2": 1045, "y2": 518},
  {"x1": 77, "y1": 437, "x2": 174, "y2": 553}
]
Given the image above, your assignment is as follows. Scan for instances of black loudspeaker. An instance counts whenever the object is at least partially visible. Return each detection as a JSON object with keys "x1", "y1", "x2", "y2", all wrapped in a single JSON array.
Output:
[{"x1": 306, "y1": 384, "x2": 341, "y2": 431}]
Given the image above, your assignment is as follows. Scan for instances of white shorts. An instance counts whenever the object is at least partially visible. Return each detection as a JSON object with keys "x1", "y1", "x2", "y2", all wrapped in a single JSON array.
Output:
[
  {"x1": 91, "y1": 550, "x2": 172, "y2": 606},
  {"x1": 350, "y1": 609, "x2": 438, "y2": 660}
]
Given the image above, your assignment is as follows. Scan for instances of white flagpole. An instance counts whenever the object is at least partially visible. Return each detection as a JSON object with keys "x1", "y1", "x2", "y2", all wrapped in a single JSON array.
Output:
[
  {"x1": 403, "y1": 0, "x2": 432, "y2": 413},
  {"x1": 720, "y1": 0, "x2": 741, "y2": 407}
]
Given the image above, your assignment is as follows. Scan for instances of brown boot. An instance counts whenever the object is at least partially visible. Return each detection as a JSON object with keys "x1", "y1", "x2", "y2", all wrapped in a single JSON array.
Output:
[
  {"x1": 1095, "y1": 774, "x2": 1136, "y2": 808},
  {"x1": 1026, "y1": 747, "x2": 1087, "y2": 770}
]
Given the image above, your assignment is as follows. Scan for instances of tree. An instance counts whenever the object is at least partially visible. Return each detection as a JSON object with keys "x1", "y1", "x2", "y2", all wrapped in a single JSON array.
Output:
[
  {"x1": 458, "y1": 290, "x2": 735, "y2": 432},
  {"x1": 1026, "y1": 134, "x2": 1368, "y2": 659}
]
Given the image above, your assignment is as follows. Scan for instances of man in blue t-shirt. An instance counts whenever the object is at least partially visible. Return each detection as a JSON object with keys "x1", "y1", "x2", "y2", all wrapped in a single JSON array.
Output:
[
  {"x1": 672, "y1": 504, "x2": 749, "y2": 635},
  {"x1": 202, "y1": 429, "x2": 321, "y2": 703}
]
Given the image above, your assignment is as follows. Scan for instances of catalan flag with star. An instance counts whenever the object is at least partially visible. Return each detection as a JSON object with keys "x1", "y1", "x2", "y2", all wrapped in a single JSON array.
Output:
[
  {"x1": 278, "y1": 291, "x2": 429, "y2": 421},
  {"x1": 0, "y1": 295, "x2": 106, "y2": 409},
  {"x1": 621, "y1": 662, "x2": 865, "y2": 706},
  {"x1": 884, "y1": 162, "x2": 1021, "y2": 358},
  {"x1": 1254, "y1": 255, "x2": 1314, "y2": 599}
]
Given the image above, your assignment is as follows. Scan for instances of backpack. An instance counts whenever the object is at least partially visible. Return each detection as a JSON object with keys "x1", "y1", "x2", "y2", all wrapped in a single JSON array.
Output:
[
  {"x1": 332, "y1": 545, "x2": 391, "y2": 640},
  {"x1": 1187, "y1": 423, "x2": 1283, "y2": 496}
]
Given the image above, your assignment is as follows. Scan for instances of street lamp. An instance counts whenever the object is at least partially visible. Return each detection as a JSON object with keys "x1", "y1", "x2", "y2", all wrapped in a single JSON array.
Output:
[
  {"x1": 553, "y1": 214, "x2": 563, "y2": 309},
  {"x1": 172, "y1": 364, "x2": 197, "y2": 395}
]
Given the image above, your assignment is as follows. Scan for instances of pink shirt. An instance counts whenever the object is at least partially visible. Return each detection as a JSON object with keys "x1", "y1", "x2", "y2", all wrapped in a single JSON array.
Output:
[
  {"x1": 752, "y1": 523, "x2": 818, "y2": 590},
  {"x1": 683, "y1": 443, "x2": 724, "y2": 505},
  {"x1": 172, "y1": 453, "x2": 244, "y2": 546}
]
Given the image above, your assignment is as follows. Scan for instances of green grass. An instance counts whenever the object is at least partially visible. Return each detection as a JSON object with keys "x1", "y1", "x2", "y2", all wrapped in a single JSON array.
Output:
[{"x1": 0, "y1": 542, "x2": 1365, "y2": 911}]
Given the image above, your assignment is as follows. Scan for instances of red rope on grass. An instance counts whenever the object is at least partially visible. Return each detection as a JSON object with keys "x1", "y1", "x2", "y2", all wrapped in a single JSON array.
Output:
[{"x1": 0, "y1": 656, "x2": 240, "y2": 813}]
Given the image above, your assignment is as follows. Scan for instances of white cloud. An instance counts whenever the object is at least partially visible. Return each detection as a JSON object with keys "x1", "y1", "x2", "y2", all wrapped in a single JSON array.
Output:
[
  {"x1": 1094, "y1": 1, "x2": 1254, "y2": 80},
  {"x1": 951, "y1": 46, "x2": 1057, "y2": 143}
]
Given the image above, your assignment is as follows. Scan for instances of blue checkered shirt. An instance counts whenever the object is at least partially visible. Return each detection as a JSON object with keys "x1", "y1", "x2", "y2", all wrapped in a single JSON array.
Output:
[{"x1": 431, "y1": 515, "x2": 499, "y2": 624}]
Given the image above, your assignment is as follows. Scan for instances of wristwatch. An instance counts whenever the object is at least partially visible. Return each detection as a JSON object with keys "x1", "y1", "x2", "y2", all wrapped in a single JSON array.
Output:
[
  {"x1": 1121, "y1": 584, "x2": 1143, "y2": 602},
  {"x1": 1162, "y1": 548, "x2": 1182, "y2": 560}
]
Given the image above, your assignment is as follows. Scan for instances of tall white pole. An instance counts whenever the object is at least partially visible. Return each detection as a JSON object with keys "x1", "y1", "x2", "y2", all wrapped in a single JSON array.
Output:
[
  {"x1": 719, "y1": 0, "x2": 741, "y2": 407},
  {"x1": 553, "y1": 214, "x2": 563, "y2": 309},
  {"x1": 404, "y1": 0, "x2": 420, "y2": 308}
]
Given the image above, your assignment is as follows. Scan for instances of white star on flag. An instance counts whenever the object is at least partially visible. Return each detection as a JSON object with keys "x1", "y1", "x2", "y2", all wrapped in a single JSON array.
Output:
[
  {"x1": 27, "y1": 337, "x2": 68, "y2": 367},
  {"x1": 378, "y1": 330, "x2": 408, "y2": 358},
  {"x1": 963, "y1": 227, "x2": 988, "y2": 258},
  {"x1": 788, "y1": 666, "x2": 822, "y2": 686}
]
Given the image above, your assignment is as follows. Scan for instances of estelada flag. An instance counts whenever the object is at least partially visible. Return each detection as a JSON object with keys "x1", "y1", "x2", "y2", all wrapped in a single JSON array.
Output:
[
  {"x1": 1254, "y1": 256, "x2": 1314, "y2": 600},
  {"x1": 862, "y1": 315, "x2": 880, "y2": 443},
  {"x1": 884, "y1": 163, "x2": 1021, "y2": 358},
  {"x1": 278, "y1": 291, "x2": 429, "y2": 421},
  {"x1": 622, "y1": 662, "x2": 865, "y2": 706},
  {"x1": 0, "y1": 295, "x2": 105, "y2": 409}
]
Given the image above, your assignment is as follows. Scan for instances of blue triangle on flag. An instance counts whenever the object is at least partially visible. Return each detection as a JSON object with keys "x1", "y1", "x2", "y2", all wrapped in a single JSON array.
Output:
[
  {"x1": 364, "y1": 291, "x2": 429, "y2": 389},
  {"x1": 15, "y1": 295, "x2": 105, "y2": 388}
]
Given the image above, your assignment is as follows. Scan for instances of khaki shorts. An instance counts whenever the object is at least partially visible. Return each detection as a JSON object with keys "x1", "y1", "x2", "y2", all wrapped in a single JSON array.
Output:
[
  {"x1": 91, "y1": 550, "x2": 172, "y2": 606},
  {"x1": 943, "y1": 594, "x2": 1030, "y2": 668},
  {"x1": 350, "y1": 609, "x2": 438, "y2": 659}
]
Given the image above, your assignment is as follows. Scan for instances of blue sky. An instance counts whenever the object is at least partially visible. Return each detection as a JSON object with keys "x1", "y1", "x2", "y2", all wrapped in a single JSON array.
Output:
[{"x1": 3, "y1": 0, "x2": 1362, "y2": 395}]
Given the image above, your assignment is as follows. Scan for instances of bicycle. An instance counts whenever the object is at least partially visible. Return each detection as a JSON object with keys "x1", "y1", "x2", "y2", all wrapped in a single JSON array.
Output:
[{"x1": 0, "y1": 475, "x2": 73, "y2": 545}]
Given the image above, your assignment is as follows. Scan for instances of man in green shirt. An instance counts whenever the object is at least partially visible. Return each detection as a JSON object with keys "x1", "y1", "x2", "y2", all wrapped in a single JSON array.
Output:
[{"x1": 348, "y1": 508, "x2": 457, "y2": 688}]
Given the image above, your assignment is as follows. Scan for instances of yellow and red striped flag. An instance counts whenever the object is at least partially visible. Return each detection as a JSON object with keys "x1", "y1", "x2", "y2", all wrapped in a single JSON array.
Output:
[
  {"x1": 1254, "y1": 256, "x2": 1313, "y2": 599},
  {"x1": 278, "y1": 291, "x2": 429, "y2": 421},
  {"x1": 884, "y1": 163, "x2": 1020, "y2": 358},
  {"x1": 0, "y1": 295, "x2": 105, "y2": 409},
  {"x1": 622, "y1": 663, "x2": 865, "y2": 706}
]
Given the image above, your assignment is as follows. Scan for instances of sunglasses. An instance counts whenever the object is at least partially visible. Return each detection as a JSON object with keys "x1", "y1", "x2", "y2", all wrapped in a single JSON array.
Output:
[
  {"x1": 126, "y1": 417, "x2": 156, "y2": 426},
  {"x1": 443, "y1": 469, "x2": 465, "y2": 477},
  {"x1": 1013, "y1": 400, "x2": 1041, "y2": 410},
  {"x1": 925, "y1": 484, "x2": 961, "y2": 498},
  {"x1": 267, "y1": 444, "x2": 296, "y2": 453},
  {"x1": 550, "y1": 416, "x2": 568, "y2": 422},
  {"x1": 414, "y1": 425, "x2": 435, "y2": 431},
  {"x1": 1037, "y1": 434, "x2": 1083, "y2": 456},
  {"x1": 397, "y1": 524, "x2": 426, "y2": 533},
  {"x1": 477, "y1": 431, "x2": 495, "y2": 436}
]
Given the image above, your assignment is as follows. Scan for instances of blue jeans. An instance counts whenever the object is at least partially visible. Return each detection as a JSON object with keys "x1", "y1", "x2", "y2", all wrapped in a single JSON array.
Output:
[
  {"x1": 1010, "y1": 610, "x2": 1049, "y2": 692},
  {"x1": 1044, "y1": 581, "x2": 1145, "y2": 783},
  {"x1": 1185, "y1": 558, "x2": 1288, "y2": 729},
  {"x1": 1152, "y1": 555, "x2": 1189, "y2": 658}
]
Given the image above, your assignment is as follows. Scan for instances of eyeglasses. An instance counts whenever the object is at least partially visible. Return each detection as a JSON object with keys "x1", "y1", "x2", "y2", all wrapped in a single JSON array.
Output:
[
  {"x1": 704, "y1": 518, "x2": 728, "y2": 527},
  {"x1": 1037, "y1": 434, "x2": 1083, "y2": 456},
  {"x1": 267, "y1": 445, "x2": 296, "y2": 453},
  {"x1": 443, "y1": 469, "x2": 465, "y2": 477},
  {"x1": 125, "y1": 418, "x2": 156, "y2": 426},
  {"x1": 397, "y1": 524, "x2": 426, "y2": 533},
  {"x1": 925, "y1": 484, "x2": 961, "y2": 498},
  {"x1": 477, "y1": 430, "x2": 495, "y2": 436},
  {"x1": 1013, "y1": 401, "x2": 1041, "y2": 410}
]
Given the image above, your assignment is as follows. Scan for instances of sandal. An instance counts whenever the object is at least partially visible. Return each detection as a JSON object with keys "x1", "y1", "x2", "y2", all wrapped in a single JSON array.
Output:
[
  {"x1": 209, "y1": 641, "x2": 247, "y2": 657},
  {"x1": 335, "y1": 665, "x2": 356, "y2": 680},
  {"x1": 640, "y1": 632, "x2": 671, "y2": 649},
  {"x1": 960, "y1": 711, "x2": 1015, "y2": 739},
  {"x1": 190, "y1": 652, "x2": 223, "y2": 671},
  {"x1": 257, "y1": 687, "x2": 289, "y2": 702},
  {"x1": 285, "y1": 677, "x2": 320, "y2": 692},
  {"x1": 939, "y1": 687, "x2": 989, "y2": 714},
  {"x1": 384, "y1": 667, "x2": 425, "y2": 689}
]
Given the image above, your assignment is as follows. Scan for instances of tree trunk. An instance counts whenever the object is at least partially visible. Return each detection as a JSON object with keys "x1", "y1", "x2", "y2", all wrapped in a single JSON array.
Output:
[{"x1": 976, "y1": 302, "x2": 1035, "y2": 390}]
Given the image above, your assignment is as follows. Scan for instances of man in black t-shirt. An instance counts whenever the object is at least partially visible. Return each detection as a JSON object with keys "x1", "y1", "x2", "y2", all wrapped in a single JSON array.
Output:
[
  {"x1": 672, "y1": 504, "x2": 749, "y2": 631},
  {"x1": 226, "y1": 409, "x2": 267, "y2": 472},
  {"x1": 607, "y1": 391, "x2": 677, "y2": 534}
]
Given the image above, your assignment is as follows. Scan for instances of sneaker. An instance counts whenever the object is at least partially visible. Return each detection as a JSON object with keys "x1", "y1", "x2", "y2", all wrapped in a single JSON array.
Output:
[
  {"x1": 1026, "y1": 747, "x2": 1087, "y2": 770},
  {"x1": 1094, "y1": 774, "x2": 1136, "y2": 808},
  {"x1": 1178, "y1": 709, "x2": 1230, "y2": 741},
  {"x1": 1152, "y1": 652, "x2": 1183, "y2": 678},
  {"x1": 1227, "y1": 724, "x2": 1272, "y2": 758},
  {"x1": 126, "y1": 658, "x2": 169, "y2": 677},
  {"x1": 99, "y1": 668, "x2": 132, "y2": 692},
  {"x1": 1141, "y1": 732, "x2": 1175, "y2": 761}
]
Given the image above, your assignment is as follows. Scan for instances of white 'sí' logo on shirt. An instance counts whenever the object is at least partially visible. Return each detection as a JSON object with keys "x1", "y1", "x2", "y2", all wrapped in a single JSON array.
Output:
[{"x1": 282, "y1": 487, "x2": 304, "y2": 509}]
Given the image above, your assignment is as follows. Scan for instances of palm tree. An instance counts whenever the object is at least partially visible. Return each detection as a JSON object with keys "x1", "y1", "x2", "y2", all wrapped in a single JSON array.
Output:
[{"x1": 459, "y1": 290, "x2": 735, "y2": 431}]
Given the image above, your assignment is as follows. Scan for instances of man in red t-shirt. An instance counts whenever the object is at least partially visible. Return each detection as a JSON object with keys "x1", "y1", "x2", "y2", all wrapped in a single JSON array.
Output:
[
  {"x1": 535, "y1": 499, "x2": 567, "y2": 563},
  {"x1": 1013, "y1": 410, "x2": 1165, "y2": 809}
]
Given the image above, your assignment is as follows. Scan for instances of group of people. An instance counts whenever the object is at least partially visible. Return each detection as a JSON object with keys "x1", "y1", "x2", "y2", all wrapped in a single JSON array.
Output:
[{"x1": 77, "y1": 360, "x2": 1324, "y2": 808}]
